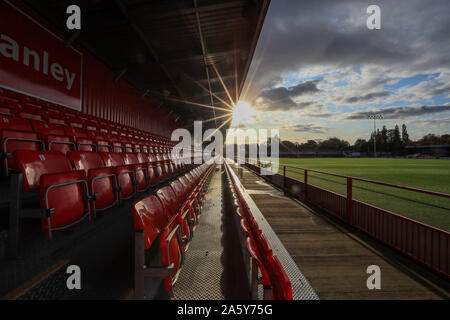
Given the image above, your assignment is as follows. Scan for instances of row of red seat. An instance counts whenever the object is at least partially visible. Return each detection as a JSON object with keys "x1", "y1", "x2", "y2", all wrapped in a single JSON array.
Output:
[
  {"x1": 0, "y1": 88, "x2": 187, "y2": 176},
  {"x1": 132, "y1": 162, "x2": 216, "y2": 296},
  {"x1": 0, "y1": 87, "x2": 173, "y2": 146},
  {"x1": 12, "y1": 149, "x2": 198, "y2": 237},
  {"x1": 225, "y1": 162, "x2": 293, "y2": 300}
]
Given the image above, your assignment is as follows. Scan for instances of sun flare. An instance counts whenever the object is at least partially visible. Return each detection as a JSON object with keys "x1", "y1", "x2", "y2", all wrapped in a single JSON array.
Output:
[{"x1": 231, "y1": 101, "x2": 257, "y2": 127}]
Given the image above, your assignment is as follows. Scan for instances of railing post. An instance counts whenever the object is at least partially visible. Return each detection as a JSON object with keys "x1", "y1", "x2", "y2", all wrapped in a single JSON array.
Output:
[
  {"x1": 347, "y1": 177, "x2": 352, "y2": 225},
  {"x1": 304, "y1": 169, "x2": 308, "y2": 200},
  {"x1": 283, "y1": 166, "x2": 286, "y2": 192}
]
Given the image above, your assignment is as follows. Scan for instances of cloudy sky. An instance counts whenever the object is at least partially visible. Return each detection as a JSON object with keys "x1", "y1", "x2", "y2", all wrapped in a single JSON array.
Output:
[{"x1": 236, "y1": 0, "x2": 450, "y2": 143}]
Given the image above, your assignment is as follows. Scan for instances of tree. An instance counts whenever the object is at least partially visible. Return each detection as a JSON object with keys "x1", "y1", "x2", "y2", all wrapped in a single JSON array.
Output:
[
  {"x1": 381, "y1": 125, "x2": 388, "y2": 152},
  {"x1": 317, "y1": 137, "x2": 350, "y2": 151},
  {"x1": 391, "y1": 125, "x2": 402, "y2": 153},
  {"x1": 354, "y1": 138, "x2": 370, "y2": 153},
  {"x1": 401, "y1": 124, "x2": 409, "y2": 143},
  {"x1": 300, "y1": 140, "x2": 318, "y2": 151}
]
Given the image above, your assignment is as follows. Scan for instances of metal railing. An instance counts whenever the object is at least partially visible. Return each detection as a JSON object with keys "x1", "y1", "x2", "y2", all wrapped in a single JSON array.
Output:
[{"x1": 244, "y1": 160, "x2": 450, "y2": 280}]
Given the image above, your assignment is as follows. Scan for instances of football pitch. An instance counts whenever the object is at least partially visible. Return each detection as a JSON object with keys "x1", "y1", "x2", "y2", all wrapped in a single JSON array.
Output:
[{"x1": 276, "y1": 158, "x2": 450, "y2": 231}]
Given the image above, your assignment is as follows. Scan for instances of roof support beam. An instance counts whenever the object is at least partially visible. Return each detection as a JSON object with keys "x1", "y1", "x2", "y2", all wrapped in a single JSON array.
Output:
[
  {"x1": 114, "y1": 68, "x2": 127, "y2": 83},
  {"x1": 194, "y1": 0, "x2": 217, "y2": 128},
  {"x1": 64, "y1": 30, "x2": 81, "y2": 48}
]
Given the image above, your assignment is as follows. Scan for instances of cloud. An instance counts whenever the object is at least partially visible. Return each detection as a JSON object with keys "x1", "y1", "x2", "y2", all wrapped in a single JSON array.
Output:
[
  {"x1": 343, "y1": 105, "x2": 450, "y2": 120},
  {"x1": 256, "y1": 80, "x2": 321, "y2": 111},
  {"x1": 239, "y1": 0, "x2": 450, "y2": 139},
  {"x1": 344, "y1": 91, "x2": 391, "y2": 103},
  {"x1": 409, "y1": 118, "x2": 450, "y2": 126},
  {"x1": 282, "y1": 123, "x2": 329, "y2": 133},
  {"x1": 302, "y1": 112, "x2": 338, "y2": 118}
]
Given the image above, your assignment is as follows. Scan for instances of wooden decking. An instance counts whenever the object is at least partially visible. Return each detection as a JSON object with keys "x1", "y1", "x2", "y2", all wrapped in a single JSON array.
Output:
[{"x1": 231, "y1": 164, "x2": 449, "y2": 300}]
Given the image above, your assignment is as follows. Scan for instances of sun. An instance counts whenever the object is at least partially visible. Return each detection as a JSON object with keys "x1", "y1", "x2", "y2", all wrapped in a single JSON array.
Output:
[{"x1": 231, "y1": 101, "x2": 257, "y2": 127}]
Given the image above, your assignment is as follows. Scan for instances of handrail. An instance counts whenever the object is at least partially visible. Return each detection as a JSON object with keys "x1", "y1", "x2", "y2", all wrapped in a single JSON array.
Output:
[
  {"x1": 244, "y1": 159, "x2": 450, "y2": 279},
  {"x1": 281, "y1": 164, "x2": 450, "y2": 199},
  {"x1": 250, "y1": 158, "x2": 450, "y2": 199}
]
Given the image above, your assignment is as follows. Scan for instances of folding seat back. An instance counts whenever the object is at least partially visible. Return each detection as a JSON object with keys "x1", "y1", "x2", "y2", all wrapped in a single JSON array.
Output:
[
  {"x1": 132, "y1": 195, "x2": 183, "y2": 293},
  {"x1": 0, "y1": 114, "x2": 33, "y2": 132},
  {"x1": 112, "y1": 141, "x2": 123, "y2": 153},
  {"x1": 156, "y1": 186, "x2": 179, "y2": 218},
  {"x1": 132, "y1": 143, "x2": 141, "y2": 153},
  {"x1": 186, "y1": 171, "x2": 198, "y2": 185},
  {"x1": 181, "y1": 174, "x2": 194, "y2": 193},
  {"x1": 69, "y1": 120, "x2": 84, "y2": 129},
  {"x1": 240, "y1": 218, "x2": 252, "y2": 237},
  {"x1": 178, "y1": 175, "x2": 193, "y2": 194},
  {"x1": 148, "y1": 153, "x2": 163, "y2": 182},
  {"x1": 132, "y1": 195, "x2": 169, "y2": 249},
  {"x1": 19, "y1": 111, "x2": 43, "y2": 121},
  {"x1": 85, "y1": 123, "x2": 97, "y2": 132},
  {"x1": 169, "y1": 180, "x2": 185, "y2": 208},
  {"x1": 0, "y1": 98, "x2": 15, "y2": 115},
  {"x1": 13, "y1": 150, "x2": 73, "y2": 190},
  {"x1": 12, "y1": 150, "x2": 89, "y2": 236},
  {"x1": 64, "y1": 127, "x2": 92, "y2": 150},
  {"x1": 136, "y1": 153, "x2": 149, "y2": 164},
  {"x1": 99, "y1": 152, "x2": 124, "y2": 167},
  {"x1": 1, "y1": 116, "x2": 44, "y2": 174},
  {"x1": 87, "y1": 167, "x2": 118, "y2": 211},
  {"x1": 121, "y1": 152, "x2": 139, "y2": 165},
  {"x1": 123, "y1": 142, "x2": 133, "y2": 153},
  {"x1": 169, "y1": 179, "x2": 192, "y2": 245},
  {"x1": 47, "y1": 116, "x2": 66, "y2": 126},
  {"x1": 271, "y1": 256, "x2": 293, "y2": 300},
  {"x1": 155, "y1": 153, "x2": 164, "y2": 163},
  {"x1": 40, "y1": 169, "x2": 89, "y2": 235},
  {"x1": 122, "y1": 152, "x2": 148, "y2": 192},
  {"x1": 67, "y1": 151, "x2": 105, "y2": 174},
  {"x1": 246, "y1": 236, "x2": 271, "y2": 288},
  {"x1": 68, "y1": 151, "x2": 117, "y2": 212},
  {"x1": 136, "y1": 153, "x2": 156, "y2": 186},
  {"x1": 259, "y1": 234, "x2": 273, "y2": 267},
  {"x1": 32, "y1": 121, "x2": 65, "y2": 136},
  {"x1": 99, "y1": 152, "x2": 134, "y2": 199},
  {"x1": 95, "y1": 137, "x2": 111, "y2": 152},
  {"x1": 0, "y1": 105, "x2": 13, "y2": 116}
]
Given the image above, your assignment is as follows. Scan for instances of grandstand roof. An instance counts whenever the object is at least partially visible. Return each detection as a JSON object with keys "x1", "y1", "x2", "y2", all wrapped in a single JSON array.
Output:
[{"x1": 25, "y1": 0, "x2": 270, "y2": 132}]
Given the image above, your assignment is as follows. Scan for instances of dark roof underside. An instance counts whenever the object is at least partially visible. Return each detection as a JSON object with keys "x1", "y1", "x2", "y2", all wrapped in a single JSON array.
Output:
[{"x1": 24, "y1": 0, "x2": 270, "y2": 133}]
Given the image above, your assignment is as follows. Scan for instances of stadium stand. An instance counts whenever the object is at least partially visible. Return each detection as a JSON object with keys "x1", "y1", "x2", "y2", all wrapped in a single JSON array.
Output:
[{"x1": 0, "y1": 87, "x2": 223, "y2": 299}]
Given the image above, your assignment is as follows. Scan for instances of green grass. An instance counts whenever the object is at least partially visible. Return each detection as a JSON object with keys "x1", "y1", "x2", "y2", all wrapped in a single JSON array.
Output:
[{"x1": 276, "y1": 158, "x2": 450, "y2": 231}]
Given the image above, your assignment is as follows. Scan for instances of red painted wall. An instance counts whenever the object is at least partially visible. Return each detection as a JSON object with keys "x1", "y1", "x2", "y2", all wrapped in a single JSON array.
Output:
[{"x1": 0, "y1": 0, "x2": 178, "y2": 137}]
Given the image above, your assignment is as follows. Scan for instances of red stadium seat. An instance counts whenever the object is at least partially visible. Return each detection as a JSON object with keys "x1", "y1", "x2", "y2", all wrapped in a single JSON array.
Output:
[
  {"x1": 271, "y1": 256, "x2": 293, "y2": 300},
  {"x1": 246, "y1": 236, "x2": 272, "y2": 299},
  {"x1": 132, "y1": 195, "x2": 183, "y2": 295},
  {"x1": 169, "y1": 180, "x2": 193, "y2": 245},
  {"x1": 99, "y1": 152, "x2": 135, "y2": 200},
  {"x1": 13, "y1": 150, "x2": 90, "y2": 237},
  {"x1": 0, "y1": 115, "x2": 44, "y2": 175},
  {"x1": 67, "y1": 151, "x2": 118, "y2": 213},
  {"x1": 31, "y1": 121, "x2": 75, "y2": 154},
  {"x1": 121, "y1": 152, "x2": 148, "y2": 192},
  {"x1": 65, "y1": 127, "x2": 96, "y2": 151},
  {"x1": 148, "y1": 153, "x2": 163, "y2": 183}
]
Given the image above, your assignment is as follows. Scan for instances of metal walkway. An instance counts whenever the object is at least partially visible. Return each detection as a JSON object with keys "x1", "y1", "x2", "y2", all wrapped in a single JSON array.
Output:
[
  {"x1": 231, "y1": 164, "x2": 449, "y2": 300},
  {"x1": 172, "y1": 167, "x2": 250, "y2": 300}
]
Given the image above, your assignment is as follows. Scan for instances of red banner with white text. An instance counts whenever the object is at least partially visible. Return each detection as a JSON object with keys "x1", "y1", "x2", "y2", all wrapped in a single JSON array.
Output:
[{"x1": 0, "y1": 0, "x2": 82, "y2": 110}]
